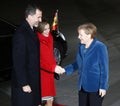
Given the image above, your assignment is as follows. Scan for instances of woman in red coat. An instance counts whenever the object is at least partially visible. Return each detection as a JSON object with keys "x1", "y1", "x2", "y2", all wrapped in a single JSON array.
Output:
[{"x1": 37, "y1": 21, "x2": 65, "y2": 106}]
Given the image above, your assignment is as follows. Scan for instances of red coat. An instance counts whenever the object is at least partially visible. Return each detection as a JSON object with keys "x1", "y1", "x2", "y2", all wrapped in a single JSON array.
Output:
[{"x1": 37, "y1": 32, "x2": 56, "y2": 97}]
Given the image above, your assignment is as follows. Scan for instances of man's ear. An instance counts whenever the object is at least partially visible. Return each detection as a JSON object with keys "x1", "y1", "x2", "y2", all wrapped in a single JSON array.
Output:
[{"x1": 28, "y1": 14, "x2": 32, "y2": 19}]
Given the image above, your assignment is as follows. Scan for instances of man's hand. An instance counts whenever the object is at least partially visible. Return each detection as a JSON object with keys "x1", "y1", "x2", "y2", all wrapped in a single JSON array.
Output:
[
  {"x1": 55, "y1": 65, "x2": 65, "y2": 74},
  {"x1": 22, "y1": 85, "x2": 32, "y2": 93},
  {"x1": 99, "y1": 89, "x2": 106, "y2": 97}
]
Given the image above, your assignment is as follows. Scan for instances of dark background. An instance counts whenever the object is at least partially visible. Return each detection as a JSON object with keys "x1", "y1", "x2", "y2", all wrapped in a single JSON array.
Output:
[{"x1": 0, "y1": 0, "x2": 120, "y2": 106}]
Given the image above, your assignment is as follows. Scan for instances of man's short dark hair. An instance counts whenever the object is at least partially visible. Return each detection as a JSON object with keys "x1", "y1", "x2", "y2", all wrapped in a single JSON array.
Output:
[{"x1": 25, "y1": 4, "x2": 42, "y2": 18}]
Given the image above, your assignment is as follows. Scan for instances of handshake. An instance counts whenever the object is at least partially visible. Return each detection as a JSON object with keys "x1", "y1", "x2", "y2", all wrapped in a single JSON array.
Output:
[{"x1": 55, "y1": 65, "x2": 65, "y2": 75}]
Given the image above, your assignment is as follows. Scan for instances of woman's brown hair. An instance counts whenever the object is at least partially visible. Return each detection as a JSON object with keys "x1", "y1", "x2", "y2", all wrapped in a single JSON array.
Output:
[{"x1": 37, "y1": 21, "x2": 49, "y2": 33}]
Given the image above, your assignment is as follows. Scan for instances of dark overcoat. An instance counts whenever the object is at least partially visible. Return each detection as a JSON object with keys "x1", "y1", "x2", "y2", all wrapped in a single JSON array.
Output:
[{"x1": 12, "y1": 20, "x2": 41, "y2": 106}]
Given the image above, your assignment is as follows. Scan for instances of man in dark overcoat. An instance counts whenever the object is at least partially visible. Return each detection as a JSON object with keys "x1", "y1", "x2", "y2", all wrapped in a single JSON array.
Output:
[{"x1": 12, "y1": 4, "x2": 42, "y2": 106}]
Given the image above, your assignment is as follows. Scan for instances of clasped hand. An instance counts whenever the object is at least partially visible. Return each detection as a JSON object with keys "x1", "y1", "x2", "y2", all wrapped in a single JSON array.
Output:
[{"x1": 55, "y1": 65, "x2": 65, "y2": 75}]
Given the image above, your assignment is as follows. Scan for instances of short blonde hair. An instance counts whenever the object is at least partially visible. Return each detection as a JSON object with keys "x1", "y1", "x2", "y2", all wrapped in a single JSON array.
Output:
[{"x1": 77, "y1": 23, "x2": 97, "y2": 38}]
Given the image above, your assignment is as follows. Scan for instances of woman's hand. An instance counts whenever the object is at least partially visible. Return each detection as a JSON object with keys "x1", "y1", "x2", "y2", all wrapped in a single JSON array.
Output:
[
  {"x1": 99, "y1": 89, "x2": 106, "y2": 97},
  {"x1": 55, "y1": 65, "x2": 65, "y2": 74}
]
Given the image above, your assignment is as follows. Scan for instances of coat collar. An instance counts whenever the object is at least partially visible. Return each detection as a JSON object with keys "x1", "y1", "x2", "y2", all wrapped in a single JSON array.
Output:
[
  {"x1": 80, "y1": 38, "x2": 97, "y2": 55},
  {"x1": 23, "y1": 20, "x2": 38, "y2": 41}
]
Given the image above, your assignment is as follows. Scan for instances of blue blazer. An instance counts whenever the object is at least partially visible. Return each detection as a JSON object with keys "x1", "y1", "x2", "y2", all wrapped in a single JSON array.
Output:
[{"x1": 64, "y1": 39, "x2": 109, "y2": 92}]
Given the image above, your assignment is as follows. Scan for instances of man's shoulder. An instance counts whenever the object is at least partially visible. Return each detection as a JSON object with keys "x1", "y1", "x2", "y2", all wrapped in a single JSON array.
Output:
[{"x1": 15, "y1": 22, "x2": 28, "y2": 35}]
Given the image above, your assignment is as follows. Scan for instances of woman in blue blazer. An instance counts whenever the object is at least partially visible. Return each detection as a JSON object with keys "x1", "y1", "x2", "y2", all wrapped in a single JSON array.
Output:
[{"x1": 64, "y1": 23, "x2": 109, "y2": 106}]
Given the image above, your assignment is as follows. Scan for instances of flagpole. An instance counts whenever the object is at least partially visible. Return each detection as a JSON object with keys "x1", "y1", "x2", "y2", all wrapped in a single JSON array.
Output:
[{"x1": 56, "y1": 9, "x2": 59, "y2": 34}]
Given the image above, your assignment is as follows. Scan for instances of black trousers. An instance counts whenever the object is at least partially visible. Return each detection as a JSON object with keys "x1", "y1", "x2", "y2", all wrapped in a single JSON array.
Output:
[{"x1": 78, "y1": 88, "x2": 104, "y2": 106}]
